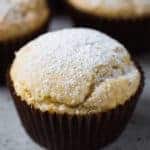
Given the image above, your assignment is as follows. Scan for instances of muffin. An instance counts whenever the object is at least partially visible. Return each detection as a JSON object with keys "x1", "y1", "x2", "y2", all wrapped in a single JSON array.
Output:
[
  {"x1": 65, "y1": 0, "x2": 150, "y2": 52},
  {"x1": 8, "y1": 28, "x2": 144, "y2": 150},
  {"x1": 0, "y1": 0, "x2": 50, "y2": 83}
]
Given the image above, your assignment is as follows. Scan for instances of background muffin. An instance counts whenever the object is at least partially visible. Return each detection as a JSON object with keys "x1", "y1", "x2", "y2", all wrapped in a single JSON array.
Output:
[
  {"x1": 65, "y1": 0, "x2": 150, "y2": 52},
  {"x1": 8, "y1": 28, "x2": 143, "y2": 150},
  {"x1": 0, "y1": 0, "x2": 50, "y2": 83}
]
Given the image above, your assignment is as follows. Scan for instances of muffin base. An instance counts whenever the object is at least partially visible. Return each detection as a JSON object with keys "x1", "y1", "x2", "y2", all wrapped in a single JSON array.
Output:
[
  {"x1": 66, "y1": 2, "x2": 150, "y2": 53},
  {"x1": 0, "y1": 19, "x2": 50, "y2": 84},
  {"x1": 8, "y1": 63, "x2": 144, "y2": 150}
]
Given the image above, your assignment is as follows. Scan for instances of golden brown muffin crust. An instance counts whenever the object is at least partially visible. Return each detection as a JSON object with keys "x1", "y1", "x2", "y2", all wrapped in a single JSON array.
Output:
[
  {"x1": 67, "y1": 0, "x2": 150, "y2": 19},
  {"x1": 10, "y1": 28, "x2": 141, "y2": 114},
  {"x1": 0, "y1": 0, "x2": 50, "y2": 42}
]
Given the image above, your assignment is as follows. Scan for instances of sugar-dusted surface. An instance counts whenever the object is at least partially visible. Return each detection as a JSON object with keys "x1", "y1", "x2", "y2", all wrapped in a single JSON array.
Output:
[
  {"x1": 0, "y1": 0, "x2": 46, "y2": 22},
  {"x1": 68, "y1": 0, "x2": 150, "y2": 18},
  {"x1": 0, "y1": 16, "x2": 150, "y2": 150},
  {"x1": 0, "y1": 0, "x2": 49, "y2": 42},
  {"x1": 10, "y1": 28, "x2": 140, "y2": 114}
]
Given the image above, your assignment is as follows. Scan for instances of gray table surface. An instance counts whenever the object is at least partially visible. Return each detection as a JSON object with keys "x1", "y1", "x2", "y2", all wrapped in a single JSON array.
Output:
[{"x1": 0, "y1": 16, "x2": 150, "y2": 150}]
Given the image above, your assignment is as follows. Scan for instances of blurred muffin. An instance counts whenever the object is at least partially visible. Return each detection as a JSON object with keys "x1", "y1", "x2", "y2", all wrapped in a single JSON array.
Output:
[
  {"x1": 8, "y1": 28, "x2": 144, "y2": 150},
  {"x1": 0, "y1": 0, "x2": 50, "y2": 83},
  {"x1": 66, "y1": 0, "x2": 150, "y2": 52}
]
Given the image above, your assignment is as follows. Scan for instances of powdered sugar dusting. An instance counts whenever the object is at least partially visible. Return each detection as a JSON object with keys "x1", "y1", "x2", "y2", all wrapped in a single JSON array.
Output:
[
  {"x1": 71, "y1": 0, "x2": 150, "y2": 8},
  {"x1": 68, "y1": 0, "x2": 150, "y2": 17},
  {"x1": 11, "y1": 28, "x2": 140, "y2": 112},
  {"x1": 0, "y1": 0, "x2": 42, "y2": 22}
]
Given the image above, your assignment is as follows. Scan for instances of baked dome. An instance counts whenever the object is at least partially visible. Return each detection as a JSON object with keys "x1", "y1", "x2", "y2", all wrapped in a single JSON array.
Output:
[
  {"x1": 67, "y1": 0, "x2": 150, "y2": 19},
  {"x1": 0, "y1": 0, "x2": 50, "y2": 42},
  {"x1": 10, "y1": 28, "x2": 141, "y2": 114}
]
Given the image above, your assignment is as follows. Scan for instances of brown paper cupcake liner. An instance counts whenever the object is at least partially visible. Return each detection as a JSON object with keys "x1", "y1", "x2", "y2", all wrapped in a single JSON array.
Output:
[
  {"x1": 0, "y1": 19, "x2": 50, "y2": 84},
  {"x1": 8, "y1": 62, "x2": 144, "y2": 150},
  {"x1": 65, "y1": 2, "x2": 150, "y2": 52}
]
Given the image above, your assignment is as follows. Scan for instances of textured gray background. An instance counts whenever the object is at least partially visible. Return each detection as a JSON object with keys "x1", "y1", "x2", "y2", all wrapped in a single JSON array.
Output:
[{"x1": 0, "y1": 16, "x2": 150, "y2": 150}]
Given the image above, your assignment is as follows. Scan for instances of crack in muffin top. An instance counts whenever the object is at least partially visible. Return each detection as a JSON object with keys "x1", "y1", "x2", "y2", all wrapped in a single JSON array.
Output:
[
  {"x1": 68, "y1": 0, "x2": 150, "y2": 19},
  {"x1": 10, "y1": 28, "x2": 141, "y2": 114}
]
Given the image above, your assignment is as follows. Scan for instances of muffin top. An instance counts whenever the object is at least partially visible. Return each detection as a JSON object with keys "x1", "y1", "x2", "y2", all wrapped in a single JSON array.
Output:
[
  {"x1": 68, "y1": 0, "x2": 150, "y2": 19},
  {"x1": 0, "y1": 0, "x2": 50, "y2": 42},
  {"x1": 10, "y1": 28, "x2": 141, "y2": 115}
]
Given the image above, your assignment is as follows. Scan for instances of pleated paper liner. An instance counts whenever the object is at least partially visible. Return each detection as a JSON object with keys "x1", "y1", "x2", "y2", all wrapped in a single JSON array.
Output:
[
  {"x1": 65, "y1": 1, "x2": 150, "y2": 53},
  {"x1": 0, "y1": 18, "x2": 50, "y2": 84},
  {"x1": 8, "y1": 62, "x2": 144, "y2": 150}
]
